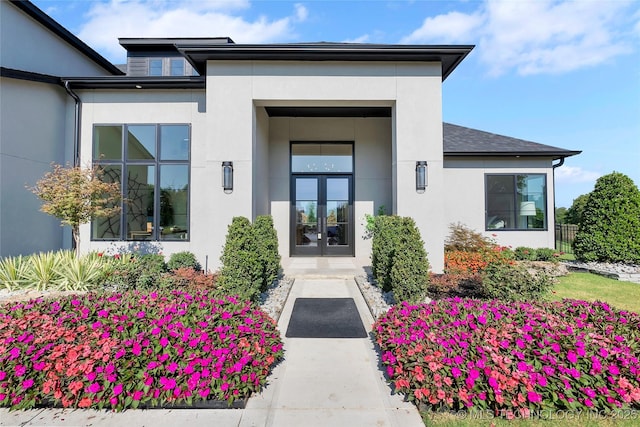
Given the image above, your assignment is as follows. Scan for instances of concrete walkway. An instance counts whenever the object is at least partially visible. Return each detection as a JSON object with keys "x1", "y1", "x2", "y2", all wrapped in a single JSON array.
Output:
[
  {"x1": 1, "y1": 263, "x2": 423, "y2": 427},
  {"x1": 240, "y1": 277, "x2": 423, "y2": 426}
]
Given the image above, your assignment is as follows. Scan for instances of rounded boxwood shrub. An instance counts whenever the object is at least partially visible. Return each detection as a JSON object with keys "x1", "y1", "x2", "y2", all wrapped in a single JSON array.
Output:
[
  {"x1": 106, "y1": 253, "x2": 167, "y2": 290},
  {"x1": 254, "y1": 215, "x2": 281, "y2": 292},
  {"x1": 390, "y1": 217, "x2": 430, "y2": 304},
  {"x1": 573, "y1": 172, "x2": 640, "y2": 263},
  {"x1": 371, "y1": 215, "x2": 402, "y2": 292},
  {"x1": 167, "y1": 251, "x2": 201, "y2": 272},
  {"x1": 218, "y1": 217, "x2": 262, "y2": 302},
  {"x1": 481, "y1": 262, "x2": 555, "y2": 302}
]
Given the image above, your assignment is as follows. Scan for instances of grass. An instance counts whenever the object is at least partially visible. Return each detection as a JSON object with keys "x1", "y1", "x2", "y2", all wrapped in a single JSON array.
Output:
[
  {"x1": 422, "y1": 411, "x2": 640, "y2": 426},
  {"x1": 551, "y1": 272, "x2": 640, "y2": 314}
]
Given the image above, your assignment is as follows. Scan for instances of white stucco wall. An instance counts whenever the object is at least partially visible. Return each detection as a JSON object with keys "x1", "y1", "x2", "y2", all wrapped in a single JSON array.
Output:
[
  {"x1": 443, "y1": 157, "x2": 556, "y2": 249},
  {"x1": 207, "y1": 60, "x2": 445, "y2": 271},
  {"x1": 267, "y1": 117, "x2": 392, "y2": 262},
  {"x1": 0, "y1": 1, "x2": 110, "y2": 77},
  {"x1": 0, "y1": 78, "x2": 73, "y2": 257},
  {"x1": 77, "y1": 90, "x2": 223, "y2": 268}
]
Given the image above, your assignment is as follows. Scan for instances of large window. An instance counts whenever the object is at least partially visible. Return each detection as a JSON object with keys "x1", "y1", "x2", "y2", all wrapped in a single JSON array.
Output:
[
  {"x1": 92, "y1": 124, "x2": 190, "y2": 241},
  {"x1": 486, "y1": 174, "x2": 547, "y2": 230}
]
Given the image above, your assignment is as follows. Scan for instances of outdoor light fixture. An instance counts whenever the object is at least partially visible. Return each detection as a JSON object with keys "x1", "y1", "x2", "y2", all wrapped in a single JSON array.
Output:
[
  {"x1": 222, "y1": 161, "x2": 233, "y2": 193},
  {"x1": 416, "y1": 161, "x2": 427, "y2": 193}
]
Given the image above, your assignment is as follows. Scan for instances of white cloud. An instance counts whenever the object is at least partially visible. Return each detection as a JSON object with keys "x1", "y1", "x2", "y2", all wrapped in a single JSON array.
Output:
[
  {"x1": 555, "y1": 166, "x2": 602, "y2": 184},
  {"x1": 400, "y1": 11, "x2": 483, "y2": 44},
  {"x1": 294, "y1": 3, "x2": 308, "y2": 22},
  {"x1": 342, "y1": 34, "x2": 370, "y2": 44},
  {"x1": 77, "y1": 0, "x2": 303, "y2": 63},
  {"x1": 400, "y1": 0, "x2": 638, "y2": 76}
]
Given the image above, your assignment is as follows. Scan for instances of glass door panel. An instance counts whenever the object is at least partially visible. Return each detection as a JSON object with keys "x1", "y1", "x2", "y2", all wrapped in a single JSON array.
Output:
[
  {"x1": 293, "y1": 177, "x2": 320, "y2": 254},
  {"x1": 291, "y1": 175, "x2": 353, "y2": 256}
]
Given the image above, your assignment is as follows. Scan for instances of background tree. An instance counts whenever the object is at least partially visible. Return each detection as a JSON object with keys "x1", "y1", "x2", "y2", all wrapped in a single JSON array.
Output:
[
  {"x1": 565, "y1": 193, "x2": 589, "y2": 225},
  {"x1": 29, "y1": 163, "x2": 121, "y2": 257},
  {"x1": 555, "y1": 207, "x2": 568, "y2": 224},
  {"x1": 573, "y1": 172, "x2": 640, "y2": 263}
]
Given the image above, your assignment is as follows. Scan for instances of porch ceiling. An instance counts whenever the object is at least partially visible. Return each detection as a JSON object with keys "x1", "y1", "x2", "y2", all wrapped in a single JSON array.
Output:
[{"x1": 264, "y1": 106, "x2": 391, "y2": 118}]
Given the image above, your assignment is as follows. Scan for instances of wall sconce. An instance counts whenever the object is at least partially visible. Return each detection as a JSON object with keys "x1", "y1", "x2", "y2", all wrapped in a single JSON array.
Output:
[
  {"x1": 222, "y1": 161, "x2": 233, "y2": 194},
  {"x1": 416, "y1": 161, "x2": 427, "y2": 193}
]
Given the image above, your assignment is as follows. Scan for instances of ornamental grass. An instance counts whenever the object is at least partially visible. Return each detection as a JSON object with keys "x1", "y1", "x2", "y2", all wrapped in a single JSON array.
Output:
[
  {"x1": 0, "y1": 289, "x2": 283, "y2": 411},
  {"x1": 374, "y1": 298, "x2": 640, "y2": 419}
]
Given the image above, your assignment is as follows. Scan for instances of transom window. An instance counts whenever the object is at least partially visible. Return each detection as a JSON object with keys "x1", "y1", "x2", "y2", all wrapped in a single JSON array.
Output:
[
  {"x1": 485, "y1": 174, "x2": 547, "y2": 230},
  {"x1": 92, "y1": 124, "x2": 190, "y2": 241}
]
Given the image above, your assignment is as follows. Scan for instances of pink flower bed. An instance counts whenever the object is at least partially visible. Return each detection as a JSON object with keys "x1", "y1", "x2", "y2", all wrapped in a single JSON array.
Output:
[
  {"x1": 0, "y1": 290, "x2": 283, "y2": 410},
  {"x1": 374, "y1": 298, "x2": 640, "y2": 417}
]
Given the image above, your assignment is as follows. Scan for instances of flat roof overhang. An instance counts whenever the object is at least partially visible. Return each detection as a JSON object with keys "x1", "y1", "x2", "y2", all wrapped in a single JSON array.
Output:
[
  {"x1": 61, "y1": 76, "x2": 205, "y2": 90},
  {"x1": 444, "y1": 151, "x2": 582, "y2": 160},
  {"x1": 175, "y1": 43, "x2": 474, "y2": 81}
]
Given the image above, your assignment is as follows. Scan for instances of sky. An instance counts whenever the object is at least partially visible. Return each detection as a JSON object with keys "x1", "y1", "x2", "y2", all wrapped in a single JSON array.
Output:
[{"x1": 33, "y1": 0, "x2": 640, "y2": 208}]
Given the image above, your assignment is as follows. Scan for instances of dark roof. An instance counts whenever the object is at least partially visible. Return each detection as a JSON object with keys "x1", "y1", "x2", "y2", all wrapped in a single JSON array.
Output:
[
  {"x1": 119, "y1": 37, "x2": 234, "y2": 55},
  {"x1": 10, "y1": 1, "x2": 123, "y2": 75},
  {"x1": 443, "y1": 123, "x2": 580, "y2": 159},
  {"x1": 175, "y1": 42, "x2": 474, "y2": 80},
  {"x1": 61, "y1": 76, "x2": 205, "y2": 90}
]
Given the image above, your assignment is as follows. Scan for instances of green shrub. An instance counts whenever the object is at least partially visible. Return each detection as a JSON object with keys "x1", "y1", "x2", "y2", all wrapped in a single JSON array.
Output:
[
  {"x1": 481, "y1": 262, "x2": 555, "y2": 302},
  {"x1": 534, "y1": 248, "x2": 558, "y2": 262},
  {"x1": 389, "y1": 217, "x2": 430, "y2": 304},
  {"x1": 218, "y1": 217, "x2": 263, "y2": 302},
  {"x1": 573, "y1": 172, "x2": 640, "y2": 263},
  {"x1": 514, "y1": 246, "x2": 537, "y2": 261},
  {"x1": 254, "y1": 215, "x2": 281, "y2": 292},
  {"x1": 0, "y1": 255, "x2": 27, "y2": 291},
  {"x1": 444, "y1": 222, "x2": 496, "y2": 252},
  {"x1": 106, "y1": 253, "x2": 167, "y2": 290},
  {"x1": 167, "y1": 251, "x2": 201, "y2": 271},
  {"x1": 55, "y1": 251, "x2": 105, "y2": 291},
  {"x1": 371, "y1": 215, "x2": 403, "y2": 292}
]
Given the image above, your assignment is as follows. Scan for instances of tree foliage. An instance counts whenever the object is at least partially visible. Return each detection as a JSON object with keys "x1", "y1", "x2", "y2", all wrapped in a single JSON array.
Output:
[
  {"x1": 573, "y1": 172, "x2": 640, "y2": 263},
  {"x1": 29, "y1": 163, "x2": 121, "y2": 256},
  {"x1": 565, "y1": 193, "x2": 589, "y2": 225}
]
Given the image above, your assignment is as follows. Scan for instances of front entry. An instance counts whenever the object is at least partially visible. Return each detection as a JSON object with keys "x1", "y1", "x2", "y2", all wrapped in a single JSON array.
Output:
[{"x1": 291, "y1": 175, "x2": 354, "y2": 256}]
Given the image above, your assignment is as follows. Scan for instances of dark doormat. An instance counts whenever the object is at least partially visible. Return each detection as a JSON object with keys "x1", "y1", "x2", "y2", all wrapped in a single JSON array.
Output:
[{"x1": 285, "y1": 298, "x2": 367, "y2": 338}]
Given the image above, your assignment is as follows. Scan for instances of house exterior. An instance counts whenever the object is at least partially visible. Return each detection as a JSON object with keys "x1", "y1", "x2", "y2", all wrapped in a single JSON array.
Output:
[{"x1": 0, "y1": 1, "x2": 579, "y2": 272}]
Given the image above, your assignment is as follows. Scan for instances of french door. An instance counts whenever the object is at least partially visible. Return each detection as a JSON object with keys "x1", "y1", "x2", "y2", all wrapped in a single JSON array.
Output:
[{"x1": 291, "y1": 175, "x2": 354, "y2": 256}]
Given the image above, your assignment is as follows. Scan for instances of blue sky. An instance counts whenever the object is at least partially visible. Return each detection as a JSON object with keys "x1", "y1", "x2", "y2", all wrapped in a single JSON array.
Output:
[{"x1": 34, "y1": 0, "x2": 640, "y2": 208}]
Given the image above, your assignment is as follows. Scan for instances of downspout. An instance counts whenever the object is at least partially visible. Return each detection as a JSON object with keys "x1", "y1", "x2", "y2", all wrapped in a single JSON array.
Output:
[
  {"x1": 63, "y1": 80, "x2": 81, "y2": 167},
  {"x1": 552, "y1": 157, "x2": 565, "y2": 250},
  {"x1": 63, "y1": 80, "x2": 82, "y2": 253}
]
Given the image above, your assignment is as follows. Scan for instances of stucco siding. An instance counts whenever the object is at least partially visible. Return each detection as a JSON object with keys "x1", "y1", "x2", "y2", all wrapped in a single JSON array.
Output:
[
  {"x1": 77, "y1": 90, "x2": 225, "y2": 268},
  {"x1": 0, "y1": 78, "x2": 73, "y2": 256},
  {"x1": 443, "y1": 157, "x2": 556, "y2": 249},
  {"x1": 1, "y1": 1, "x2": 111, "y2": 76}
]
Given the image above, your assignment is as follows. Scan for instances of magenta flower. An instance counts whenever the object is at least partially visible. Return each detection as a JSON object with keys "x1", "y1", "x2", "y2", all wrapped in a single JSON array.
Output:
[
  {"x1": 22, "y1": 379, "x2": 34, "y2": 390},
  {"x1": 159, "y1": 337, "x2": 169, "y2": 347},
  {"x1": 132, "y1": 390, "x2": 144, "y2": 401},
  {"x1": 0, "y1": 371, "x2": 6, "y2": 381},
  {"x1": 9, "y1": 347, "x2": 20, "y2": 360},
  {"x1": 528, "y1": 391, "x2": 542, "y2": 403},
  {"x1": 14, "y1": 365, "x2": 26, "y2": 377},
  {"x1": 88, "y1": 383, "x2": 101, "y2": 393},
  {"x1": 113, "y1": 383, "x2": 123, "y2": 396},
  {"x1": 609, "y1": 365, "x2": 620, "y2": 375},
  {"x1": 567, "y1": 351, "x2": 578, "y2": 364},
  {"x1": 167, "y1": 362, "x2": 179, "y2": 373},
  {"x1": 451, "y1": 367, "x2": 462, "y2": 378}
]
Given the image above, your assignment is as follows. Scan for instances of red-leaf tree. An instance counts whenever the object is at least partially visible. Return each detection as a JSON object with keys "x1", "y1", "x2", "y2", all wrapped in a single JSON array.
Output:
[{"x1": 29, "y1": 163, "x2": 122, "y2": 257}]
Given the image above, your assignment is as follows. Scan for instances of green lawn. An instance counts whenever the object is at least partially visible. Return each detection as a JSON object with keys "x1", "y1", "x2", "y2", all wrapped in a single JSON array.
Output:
[
  {"x1": 551, "y1": 272, "x2": 640, "y2": 314},
  {"x1": 422, "y1": 411, "x2": 640, "y2": 427}
]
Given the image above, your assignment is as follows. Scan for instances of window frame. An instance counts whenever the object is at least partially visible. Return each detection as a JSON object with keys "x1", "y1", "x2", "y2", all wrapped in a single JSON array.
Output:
[
  {"x1": 92, "y1": 123, "x2": 191, "y2": 242},
  {"x1": 169, "y1": 59, "x2": 185, "y2": 76},
  {"x1": 148, "y1": 59, "x2": 163, "y2": 76},
  {"x1": 484, "y1": 173, "x2": 548, "y2": 231}
]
